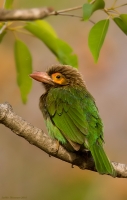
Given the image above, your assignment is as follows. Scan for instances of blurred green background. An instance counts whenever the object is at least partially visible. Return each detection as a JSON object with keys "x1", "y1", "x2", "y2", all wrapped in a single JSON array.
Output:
[{"x1": 0, "y1": 0, "x2": 127, "y2": 199}]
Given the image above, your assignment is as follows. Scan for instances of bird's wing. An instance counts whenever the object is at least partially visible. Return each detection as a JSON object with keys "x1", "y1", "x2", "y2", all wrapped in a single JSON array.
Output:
[{"x1": 46, "y1": 86, "x2": 103, "y2": 146}]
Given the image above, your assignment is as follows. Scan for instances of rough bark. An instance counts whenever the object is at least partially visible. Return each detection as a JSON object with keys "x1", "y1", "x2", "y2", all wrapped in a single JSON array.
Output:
[{"x1": 0, "y1": 7, "x2": 53, "y2": 21}]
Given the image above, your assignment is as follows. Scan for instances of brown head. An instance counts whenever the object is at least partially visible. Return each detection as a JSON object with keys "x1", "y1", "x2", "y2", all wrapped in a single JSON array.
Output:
[{"x1": 30, "y1": 65, "x2": 86, "y2": 90}]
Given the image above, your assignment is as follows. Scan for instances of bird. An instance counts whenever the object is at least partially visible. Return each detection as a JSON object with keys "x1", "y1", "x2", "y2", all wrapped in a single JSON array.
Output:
[{"x1": 30, "y1": 64, "x2": 116, "y2": 177}]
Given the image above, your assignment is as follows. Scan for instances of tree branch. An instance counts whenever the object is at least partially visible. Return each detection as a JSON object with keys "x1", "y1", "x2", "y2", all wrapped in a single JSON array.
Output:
[
  {"x1": 0, "y1": 6, "x2": 83, "y2": 22},
  {"x1": 50, "y1": 6, "x2": 82, "y2": 15},
  {"x1": 0, "y1": 6, "x2": 97, "y2": 25},
  {"x1": 0, "y1": 102, "x2": 127, "y2": 178},
  {"x1": 0, "y1": 7, "x2": 53, "y2": 21}
]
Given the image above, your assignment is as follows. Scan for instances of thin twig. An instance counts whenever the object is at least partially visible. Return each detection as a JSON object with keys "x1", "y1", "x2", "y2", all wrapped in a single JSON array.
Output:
[
  {"x1": 112, "y1": 0, "x2": 118, "y2": 8},
  {"x1": 53, "y1": 13, "x2": 95, "y2": 24},
  {"x1": 55, "y1": 13, "x2": 82, "y2": 18},
  {"x1": 50, "y1": 6, "x2": 82, "y2": 15},
  {"x1": 8, "y1": 28, "x2": 34, "y2": 36},
  {"x1": 107, "y1": 8, "x2": 120, "y2": 15},
  {"x1": 89, "y1": 19, "x2": 95, "y2": 24},
  {"x1": 51, "y1": 13, "x2": 95, "y2": 24},
  {"x1": 114, "y1": 3, "x2": 127, "y2": 9}
]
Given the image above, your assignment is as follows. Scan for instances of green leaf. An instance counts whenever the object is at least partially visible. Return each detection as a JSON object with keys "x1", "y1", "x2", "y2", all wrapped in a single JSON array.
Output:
[
  {"x1": 4, "y1": 0, "x2": 14, "y2": 9},
  {"x1": 56, "y1": 39, "x2": 78, "y2": 68},
  {"x1": 113, "y1": 14, "x2": 127, "y2": 35},
  {"x1": 120, "y1": 14, "x2": 127, "y2": 22},
  {"x1": 88, "y1": 19, "x2": 109, "y2": 62},
  {"x1": 92, "y1": 0, "x2": 105, "y2": 13},
  {"x1": 0, "y1": 31, "x2": 6, "y2": 43},
  {"x1": 83, "y1": 0, "x2": 105, "y2": 20},
  {"x1": 25, "y1": 20, "x2": 58, "y2": 55},
  {"x1": 25, "y1": 20, "x2": 78, "y2": 68},
  {"x1": 14, "y1": 39, "x2": 32, "y2": 104},
  {"x1": 0, "y1": 23, "x2": 6, "y2": 43},
  {"x1": 35, "y1": 20, "x2": 57, "y2": 38},
  {"x1": 83, "y1": 4, "x2": 93, "y2": 21}
]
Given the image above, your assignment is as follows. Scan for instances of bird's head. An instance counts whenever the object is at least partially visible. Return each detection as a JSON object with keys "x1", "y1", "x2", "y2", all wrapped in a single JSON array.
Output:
[{"x1": 30, "y1": 65, "x2": 85, "y2": 90}]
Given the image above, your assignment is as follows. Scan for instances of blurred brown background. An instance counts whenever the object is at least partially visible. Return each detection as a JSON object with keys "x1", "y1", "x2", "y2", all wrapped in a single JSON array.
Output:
[{"x1": 0, "y1": 0, "x2": 127, "y2": 199}]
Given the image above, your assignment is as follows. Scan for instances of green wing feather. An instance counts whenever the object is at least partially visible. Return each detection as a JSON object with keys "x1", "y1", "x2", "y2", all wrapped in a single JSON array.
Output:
[
  {"x1": 46, "y1": 118, "x2": 67, "y2": 143},
  {"x1": 46, "y1": 86, "x2": 102, "y2": 145},
  {"x1": 46, "y1": 87, "x2": 89, "y2": 144},
  {"x1": 46, "y1": 86, "x2": 116, "y2": 177}
]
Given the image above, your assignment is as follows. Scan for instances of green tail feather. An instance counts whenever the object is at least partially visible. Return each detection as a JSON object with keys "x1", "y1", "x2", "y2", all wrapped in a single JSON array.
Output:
[{"x1": 90, "y1": 143, "x2": 116, "y2": 177}]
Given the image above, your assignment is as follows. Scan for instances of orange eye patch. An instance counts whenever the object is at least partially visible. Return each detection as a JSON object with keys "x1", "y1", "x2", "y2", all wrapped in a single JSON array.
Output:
[{"x1": 51, "y1": 73, "x2": 67, "y2": 85}]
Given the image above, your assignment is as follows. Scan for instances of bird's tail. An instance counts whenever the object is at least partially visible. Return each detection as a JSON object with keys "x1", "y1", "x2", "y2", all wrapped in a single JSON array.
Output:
[{"x1": 89, "y1": 142, "x2": 116, "y2": 177}]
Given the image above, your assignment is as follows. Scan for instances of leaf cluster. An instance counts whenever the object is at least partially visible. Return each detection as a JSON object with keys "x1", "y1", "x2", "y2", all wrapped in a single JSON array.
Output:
[{"x1": 0, "y1": 0, "x2": 127, "y2": 102}]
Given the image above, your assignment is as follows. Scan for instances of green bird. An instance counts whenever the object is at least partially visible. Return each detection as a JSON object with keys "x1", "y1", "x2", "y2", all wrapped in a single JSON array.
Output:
[{"x1": 30, "y1": 65, "x2": 116, "y2": 177}]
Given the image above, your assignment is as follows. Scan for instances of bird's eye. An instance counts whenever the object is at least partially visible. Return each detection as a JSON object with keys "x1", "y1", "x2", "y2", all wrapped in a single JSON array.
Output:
[
  {"x1": 51, "y1": 73, "x2": 67, "y2": 85},
  {"x1": 56, "y1": 75, "x2": 61, "y2": 79}
]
